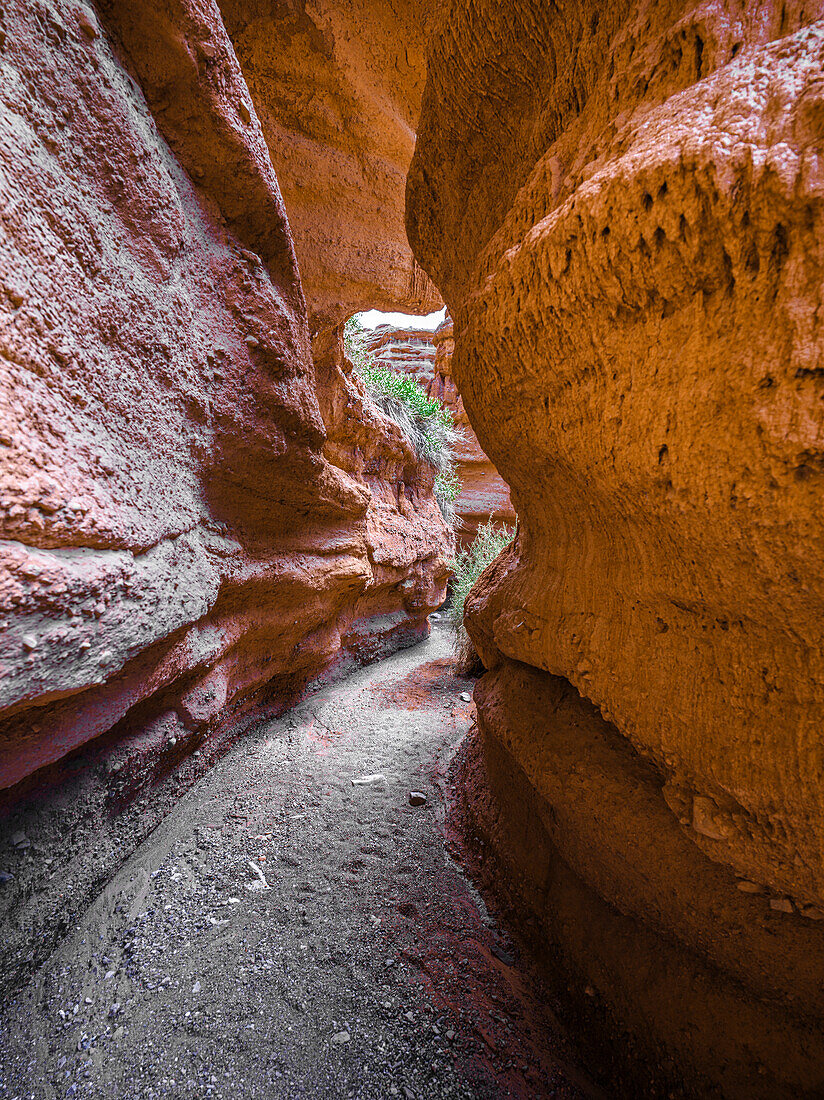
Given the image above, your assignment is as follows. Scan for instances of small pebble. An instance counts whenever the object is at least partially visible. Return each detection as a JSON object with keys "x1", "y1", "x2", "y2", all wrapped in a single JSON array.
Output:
[
  {"x1": 769, "y1": 897, "x2": 794, "y2": 913},
  {"x1": 491, "y1": 945, "x2": 515, "y2": 966},
  {"x1": 192, "y1": 981, "x2": 202, "y2": 994},
  {"x1": 736, "y1": 880, "x2": 765, "y2": 894},
  {"x1": 77, "y1": 11, "x2": 98, "y2": 38},
  {"x1": 331, "y1": 1030, "x2": 350, "y2": 1044},
  {"x1": 0, "y1": 871, "x2": 14, "y2": 884},
  {"x1": 460, "y1": 692, "x2": 472, "y2": 702},
  {"x1": 408, "y1": 791, "x2": 427, "y2": 807}
]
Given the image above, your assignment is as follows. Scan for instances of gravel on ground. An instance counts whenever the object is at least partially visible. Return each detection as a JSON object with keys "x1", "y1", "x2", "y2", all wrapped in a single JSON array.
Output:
[{"x1": 0, "y1": 625, "x2": 596, "y2": 1100}]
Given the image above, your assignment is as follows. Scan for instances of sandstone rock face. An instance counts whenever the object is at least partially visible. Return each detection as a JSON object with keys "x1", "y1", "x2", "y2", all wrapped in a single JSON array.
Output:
[
  {"x1": 363, "y1": 323, "x2": 438, "y2": 386},
  {"x1": 409, "y1": 2, "x2": 824, "y2": 1092},
  {"x1": 430, "y1": 316, "x2": 515, "y2": 547},
  {"x1": 364, "y1": 317, "x2": 515, "y2": 547},
  {"x1": 314, "y1": 325, "x2": 453, "y2": 661},
  {"x1": 0, "y1": 0, "x2": 450, "y2": 981},
  {"x1": 218, "y1": 0, "x2": 442, "y2": 331}
]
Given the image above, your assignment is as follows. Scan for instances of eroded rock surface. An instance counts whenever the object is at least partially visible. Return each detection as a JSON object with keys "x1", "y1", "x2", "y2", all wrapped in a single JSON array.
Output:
[
  {"x1": 364, "y1": 318, "x2": 515, "y2": 547},
  {"x1": 408, "y1": 2, "x2": 824, "y2": 1093},
  {"x1": 363, "y1": 323, "x2": 438, "y2": 385},
  {"x1": 430, "y1": 315, "x2": 515, "y2": 547},
  {"x1": 218, "y1": 0, "x2": 442, "y2": 331},
  {"x1": 0, "y1": 0, "x2": 450, "y2": 987}
]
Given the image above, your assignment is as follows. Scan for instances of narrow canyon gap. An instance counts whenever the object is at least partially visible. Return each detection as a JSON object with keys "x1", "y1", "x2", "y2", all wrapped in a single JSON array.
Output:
[{"x1": 2, "y1": 1, "x2": 824, "y2": 1097}]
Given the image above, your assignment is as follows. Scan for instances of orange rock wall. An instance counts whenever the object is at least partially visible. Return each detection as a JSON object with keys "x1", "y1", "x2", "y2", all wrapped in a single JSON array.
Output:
[
  {"x1": 0, "y1": 0, "x2": 451, "y2": 796},
  {"x1": 218, "y1": 0, "x2": 442, "y2": 331},
  {"x1": 430, "y1": 316, "x2": 515, "y2": 547},
  {"x1": 408, "y1": 1, "x2": 824, "y2": 1092}
]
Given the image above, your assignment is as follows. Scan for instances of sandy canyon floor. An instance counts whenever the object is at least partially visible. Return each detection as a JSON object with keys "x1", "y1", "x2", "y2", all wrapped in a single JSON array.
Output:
[{"x1": 0, "y1": 625, "x2": 598, "y2": 1100}]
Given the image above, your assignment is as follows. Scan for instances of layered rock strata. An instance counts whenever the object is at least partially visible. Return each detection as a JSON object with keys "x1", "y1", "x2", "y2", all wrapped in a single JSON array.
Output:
[
  {"x1": 364, "y1": 317, "x2": 516, "y2": 547},
  {"x1": 363, "y1": 323, "x2": 438, "y2": 385},
  {"x1": 408, "y1": 2, "x2": 824, "y2": 1093},
  {"x1": 0, "y1": 0, "x2": 450, "y2": 990},
  {"x1": 430, "y1": 315, "x2": 515, "y2": 547}
]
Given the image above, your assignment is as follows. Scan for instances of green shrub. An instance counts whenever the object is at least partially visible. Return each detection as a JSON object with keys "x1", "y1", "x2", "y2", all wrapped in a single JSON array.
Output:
[
  {"x1": 449, "y1": 520, "x2": 516, "y2": 674},
  {"x1": 433, "y1": 465, "x2": 461, "y2": 527},
  {"x1": 343, "y1": 314, "x2": 371, "y2": 373},
  {"x1": 344, "y1": 315, "x2": 460, "y2": 524}
]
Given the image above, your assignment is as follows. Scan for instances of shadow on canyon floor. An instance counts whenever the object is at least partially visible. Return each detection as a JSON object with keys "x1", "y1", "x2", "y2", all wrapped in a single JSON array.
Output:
[{"x1": 0, "y1": 625, "x2": 598, "y2": 1100}]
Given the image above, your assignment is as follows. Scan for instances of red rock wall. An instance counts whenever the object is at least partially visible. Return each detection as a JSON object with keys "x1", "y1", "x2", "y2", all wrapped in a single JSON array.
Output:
[
  {"x1": 363, "y1": 324, "x2": 438, "y2": 384},
  {"x1": 363, "y1": 318, "x2": 516, "y2": 547},
  {"x1": 0, "y1": 0, "x2": 452, "y2": 996},
  {"x1": 430, "y1": 316, "x2": 515, "y2": 547},
  {"x1": 408, "y1": 1, "x2": 824, "y2": 1092},
  {"x1": 0, "y1": 0, "x2": 450, "y2": 799},
  {"x1": 218, "y1": 0, "x2": 442, "y2": 331}
]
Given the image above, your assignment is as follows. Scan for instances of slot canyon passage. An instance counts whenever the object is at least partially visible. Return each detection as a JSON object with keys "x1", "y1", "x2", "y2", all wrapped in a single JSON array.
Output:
[{"x1": 5, "y1": 0, "x2": 824, "y2": 1097}]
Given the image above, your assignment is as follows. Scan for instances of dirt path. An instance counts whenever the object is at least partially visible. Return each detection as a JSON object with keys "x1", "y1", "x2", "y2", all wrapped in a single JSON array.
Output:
[{"x1": 0, "y1": 625, "x2": 597, "y2": 1100}]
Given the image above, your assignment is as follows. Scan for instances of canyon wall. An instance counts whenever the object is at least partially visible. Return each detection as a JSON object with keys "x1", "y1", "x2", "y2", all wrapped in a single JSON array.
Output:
[
  {"x1": 218, "y1": 0, "x2": 441, "y2": 332},
  {"x1": 363, "y1": 323, "x2": 438, "y2": 384},
  {"x1": 408, "y1": 1, "x2": 824, "y2": 1094},
  {"x1": 0, "y1": 0, "x2": 449, "y2": 992},
  {"x1": 364, "y1": 318, "x2": 516, "y2": 546},
  {"x1": 430, "y1": 315, "x2": 515, "y2": 547}
]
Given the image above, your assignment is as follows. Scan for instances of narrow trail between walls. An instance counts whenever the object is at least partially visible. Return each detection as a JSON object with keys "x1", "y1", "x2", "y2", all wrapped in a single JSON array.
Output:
[{"x1": 0, "y1": 626, "x2": 598, "y2": 1100}]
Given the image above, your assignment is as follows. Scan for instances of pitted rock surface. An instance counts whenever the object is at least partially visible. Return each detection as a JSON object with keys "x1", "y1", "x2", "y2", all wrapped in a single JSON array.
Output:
[
  {"x1": 407, "y1": 2, "x2": 824, "y2": 1093},
  {"x1": 0, "y1": 0, "x2": 451, "y2": 986}
]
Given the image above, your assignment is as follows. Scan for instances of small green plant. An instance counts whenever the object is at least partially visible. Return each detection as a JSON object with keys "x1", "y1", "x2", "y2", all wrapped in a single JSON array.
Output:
[
  {"x1": 344, "y1": 314, "x2": 460, "y2": 524},
  {"x1": 449, "y1": 520, "x2": 516, "y2": 674},
  {"x1": 434, "y1": 465, "x2": 461, "y2": 526},
  {"x1": 343, "y1": 314, "x2": 371, "y2": 372}
]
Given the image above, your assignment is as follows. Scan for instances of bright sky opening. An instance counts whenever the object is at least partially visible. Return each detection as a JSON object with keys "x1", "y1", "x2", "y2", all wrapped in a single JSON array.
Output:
[{"x1": 357, "y1": 308, "x2": 445, "y2": 330}]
